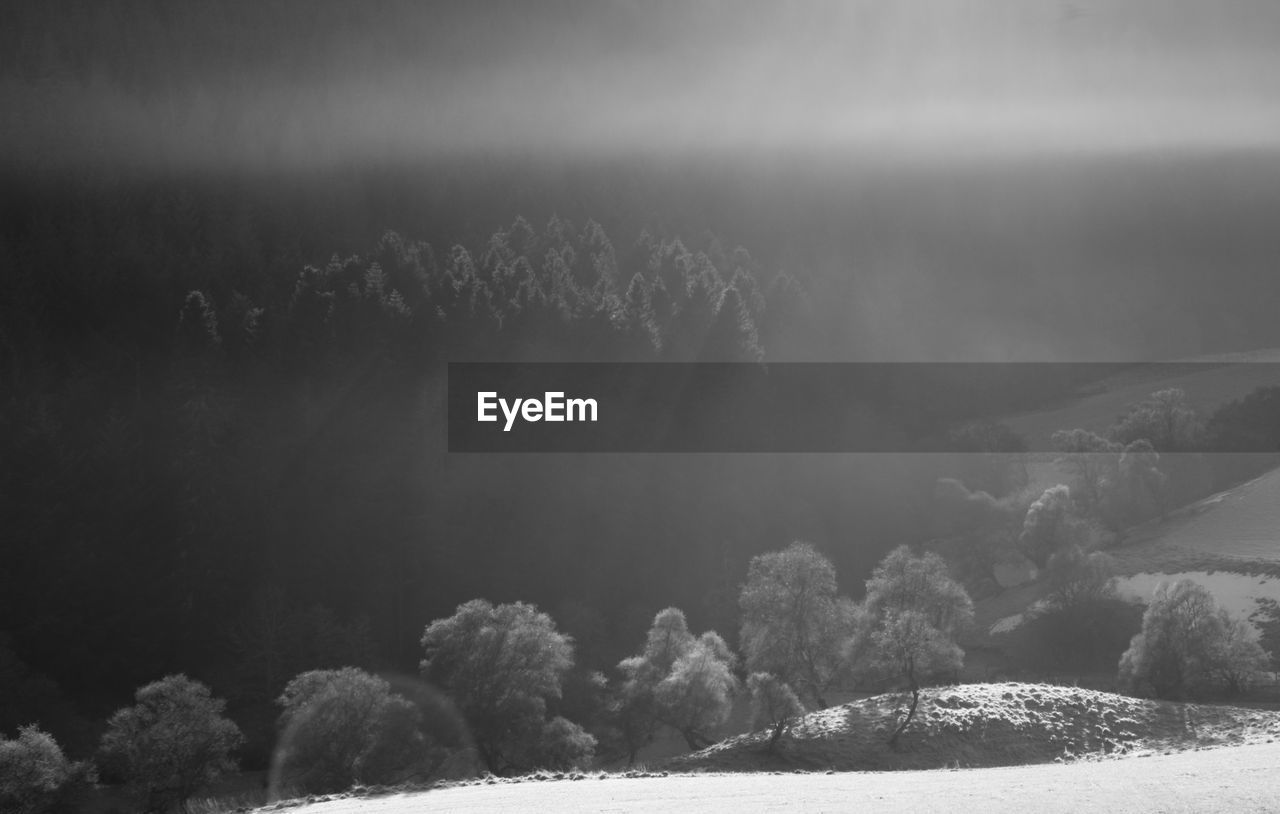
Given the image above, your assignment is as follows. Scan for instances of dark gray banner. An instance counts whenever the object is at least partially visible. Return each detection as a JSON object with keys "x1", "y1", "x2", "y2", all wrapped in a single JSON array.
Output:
[{"x1": 447, "y1": 362, "x2": 1280, "y2": 453}]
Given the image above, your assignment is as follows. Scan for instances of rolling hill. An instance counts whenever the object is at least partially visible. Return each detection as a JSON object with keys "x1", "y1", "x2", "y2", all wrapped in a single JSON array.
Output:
[
  {"x1": 267, "y1": 684, "x2": 1280, "y2": 813},
  {"x1": 668, "y1": 683, "x2": 1280, "y2": 773}
]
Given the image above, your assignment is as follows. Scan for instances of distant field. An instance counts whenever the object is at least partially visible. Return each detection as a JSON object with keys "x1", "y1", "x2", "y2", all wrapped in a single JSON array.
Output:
[
  {"x1": 1004, "y1": 359, "x2": 1280, "y2": 450},
  {"x1": 1116, "y1": 469, "x2": 1280, "y2": 571},
  {"x1": 278, "y1": 741, "x2": 1280, "y2": 813}
]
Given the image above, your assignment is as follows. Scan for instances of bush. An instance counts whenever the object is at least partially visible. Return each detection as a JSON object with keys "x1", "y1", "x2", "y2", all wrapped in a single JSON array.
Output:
[
  {"x1": 275, "y1": 667, "x2": 440, "y2": 794},
  {"x1": 0, "y1": 726, "x2": 95, "y2": 814},
  {"x1": 747, "y1": 673, "x2": 803, "y2": 753},
  {"x1": 98, "y1": 675, "x2": 242, "y2": 813},
  {"x1": 528, "y1": 716, "x2": 597, "y2": 771}
]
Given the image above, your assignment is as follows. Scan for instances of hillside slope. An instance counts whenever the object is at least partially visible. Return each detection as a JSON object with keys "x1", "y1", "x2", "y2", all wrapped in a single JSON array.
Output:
[
  {"x1": 667, "y1": 683, "x2": 1280, "y2": 774},
  {"x1": 1004, "y1": 359, "x2": 1280, "y2": 450}
]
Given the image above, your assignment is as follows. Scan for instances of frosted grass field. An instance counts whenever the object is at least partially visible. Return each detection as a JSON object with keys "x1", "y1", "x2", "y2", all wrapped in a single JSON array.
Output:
[{"x1": 280, "y1": 740, "x2": 1280, "y2": 813}]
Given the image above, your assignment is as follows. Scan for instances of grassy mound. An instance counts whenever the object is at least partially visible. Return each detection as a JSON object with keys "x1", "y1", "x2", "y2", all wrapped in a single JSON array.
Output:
[{"x1": 669, "y1": 682, "x2": 1280, "y2": 773}]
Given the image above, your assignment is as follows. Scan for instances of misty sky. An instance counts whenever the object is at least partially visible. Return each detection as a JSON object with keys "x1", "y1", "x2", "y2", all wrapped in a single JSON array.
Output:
[{"x1": 6, "y1": 0, "x2": 1280, "y2": 169}]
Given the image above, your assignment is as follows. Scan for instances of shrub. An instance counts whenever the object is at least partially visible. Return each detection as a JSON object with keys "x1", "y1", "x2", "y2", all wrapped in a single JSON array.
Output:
[
  {"x1": 527, "y1": 716, "x2": 598, "y2": 771},
  {"x1": 747, "y1": 673, "x2": 804, "y2": 753},
  {"x1": 275, "y1": 667, "x2": 438, "y2": 794},
  {"x1": 98, "y1": 674, "x2": 242, "y2": 813},
  {"x1": 0, "y1": 726, "x2": 95, "y2": 814}
]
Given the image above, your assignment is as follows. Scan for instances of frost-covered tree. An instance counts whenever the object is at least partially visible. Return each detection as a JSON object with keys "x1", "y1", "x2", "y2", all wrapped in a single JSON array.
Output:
[
  {"x1": 275, "y1": 668, "x2": 434, "y2": 794},
  {"x1": 1018, "y1": 485, "x2": 1089, "y2": 569},
  {"x1": 859, "y1": 546, "x2": 973, "y2": 748},
  {"x1": 1051, "y1": 429, "x2": 1121, "y2": 512},
  {"x1": 612, "y1": 607, "x2": 688, "y2": 763},
  {"x1": 1119, "y1": 580, "x2": 1269, "y2": 700},
  {"x1": 1043, "y1": 545, "x2": 1115, "y2": 613},
  {"x1": 1110, "y1": 388, "x2": 1203, "y2": 452},
  {"x1": 862, "y1": 546, "x2": 974, "y2": 635},
  {"x1": 1102, "y1": 439, "x2": 1168, "y2": 527},
  {"x1": 615, "y1": 608, "x2": 737, "y2": 757},
  {"x1": 654, "y1": 631, "x2": 738, "y2": 750},
  {"x1": 98, "y1": 675, "x2": 242, "y2": 813},
  {"x1": 1214, "y1": 614, "x2": 1272, "y2": 697},
  {"x1": 739, "y1": 542, "x2": 858, "y2": 708},
  {"x1": 872, "y1": 611, "x2": 964, "y2": 748},
  {"x1": 1050, "y1": 429, "x2": 1168, "y2": 530},
  {"x1": 420, "y1": 600, "x2": 593, "y2": 775}
]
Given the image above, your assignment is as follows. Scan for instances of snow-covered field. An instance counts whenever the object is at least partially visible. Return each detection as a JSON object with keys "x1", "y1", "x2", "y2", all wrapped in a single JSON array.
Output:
[
  {"x1": 272, "y1": 740, "x2": 1280, "y2": 813},
  {"x1": 1118, "y1": 471, "x2": 1280, "y2": 568}
]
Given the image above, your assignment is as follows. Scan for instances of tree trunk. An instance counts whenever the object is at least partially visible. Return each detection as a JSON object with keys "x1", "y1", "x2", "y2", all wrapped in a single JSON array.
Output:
[
  {"x1": 802, "y1": 649, "x2": 828, "y2": 709},
  {"x1": 766, "y1": 720, "x2": 787, "y2": 753},
  {"x1": 888, "y1": 686, "x2": 920, "y2": 749}
]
